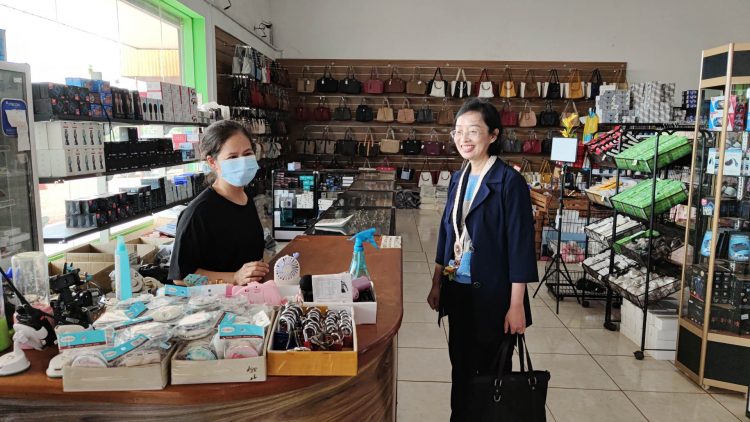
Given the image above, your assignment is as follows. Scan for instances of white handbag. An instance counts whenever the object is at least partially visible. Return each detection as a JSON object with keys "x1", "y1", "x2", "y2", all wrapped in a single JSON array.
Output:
[
  {"x1": 430, "y1": 80, "x2": 447, "y2": 98},
  {"x1": 232, "y1": 45, "x2": 242, "y2": 74},
  {"x1": 436, "y1": 170, "x2": 452, "y2": 187},
  {"x1": 241, "y1": 46, "x2": 253, "y2": 75},
  {"x1": 418, "y1": 171, "x2": 434, "y2": 187},
  {"x1": 451, "y1": 68, "x2": 472, "y2": 99},
  {"x1": 477, "y1": 69, "x2": 494, "y2": 98}
]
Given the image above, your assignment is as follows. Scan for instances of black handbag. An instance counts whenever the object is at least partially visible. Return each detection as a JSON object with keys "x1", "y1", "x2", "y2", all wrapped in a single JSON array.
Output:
[
  {"x1": 340, "y1": 65, "x2": 362, "y2": 94},
  {"x1": 316, "y1": 65, "x2": 339, "y2": 93},
  {"x1": 502, "y1": 129, "x2": 522, "y2": 153},
  {"x1": 416, "y1": 103, "x2": 434, "y2": 123},
  {"x1": 356, "y1": 99, "x2": 374, "y2": 122},
  {"x1": 336, "y1": 127, "x2": 357, "y2": 157},
  {"x1": 542, "y1": 130, "x2": 554, "y2": 154},
  {"x1": 472, "y1": 334, "x2": 550, "y2": 422},
  {"x1": 545, "y1": 69, "x2": 561, "y2": 100},
  {"x1": 538, "y1": 101, "x2": 560, "y2": 127},
  {"x1": 333, "y1": 97, "x2": 352, "y2": 121},
  {"x1": 357, "y1": 128, "x2": 380, "y2": 158},
  {"x1": 588, "y1": 68, "x2": 603, "y2": 99},
  {"x1": 402, "y1": 129, "x2": 422, "y2": 155}
]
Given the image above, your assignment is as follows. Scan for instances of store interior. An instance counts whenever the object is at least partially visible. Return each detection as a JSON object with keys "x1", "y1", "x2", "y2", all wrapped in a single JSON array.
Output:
[{"x1": 0, "y1": 0, "x2": 749, "y2": 420}]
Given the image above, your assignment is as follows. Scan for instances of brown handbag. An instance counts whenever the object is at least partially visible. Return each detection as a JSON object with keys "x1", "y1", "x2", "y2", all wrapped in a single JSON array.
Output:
[
  {"x1": 521, "y1": 70, "x2": 539, "y2": 98},
  {"x1": 518, "y1": 101, "x2": 537, "y2": 128},
  {"x1": 397, "y1": 99, "x2": 416, "y2": 124},
  {"x1": 406, "y1": 67, "x2": 428, "y2": 95},
  {"x1": 437, "y1": 100, "x2": 454, "y2": 125},
  {"x1": 500, "y1": 67, "x2": 517, "y2": 98},
  {"x1": 384, "y1": 66, "x2": 406, "y2": 93},
  {"x1": 297, "y1": 65, "x2": 315, "y2": 93},
  {"x1": 561, "y1": 100, "x2": 580, "y2": 127},
  {"x1": 539, "y1": 159, "x2": 552, "y2": 185},
  {"x1": 567, "y1": 69, "x2": 584, "y2": 99},
  {"x1": 365, "y1": 67, "x2": 384, "y2": 94},
  {"x1": 380, "y1": 126, "x2": 401, "y2": 154},
  {"x1": 376, "y1": 99, "x2": 395, "y2": 122}
]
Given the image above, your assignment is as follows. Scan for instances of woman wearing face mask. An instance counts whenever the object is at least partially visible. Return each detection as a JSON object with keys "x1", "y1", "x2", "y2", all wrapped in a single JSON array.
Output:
[
  {"x1": 168, "y1": 120, "x2": 269, "y2": 285},
  {"x1": 426, "y1": 98, "x2": 537, "y2": 421}
]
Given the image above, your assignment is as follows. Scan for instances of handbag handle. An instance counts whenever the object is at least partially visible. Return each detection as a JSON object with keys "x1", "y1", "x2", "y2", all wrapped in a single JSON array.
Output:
[
  {"x1": 429, "y1": 128, "x2": 438, "y2": 142},
  {"x1": 346, "y1": 65, "x2": 356, "y2": 79},
  {"x1": 338, "y1": 97, "x2": 347, "y2": 107},
  {"x1": 569, "y1": 68, "x2": 581, "y2": 83},
  {"x1": 323, "y1": 65, "x2": 333, "y2": 78},
  {"x1": 454, "y1": 67, "x2": 468, "y2": 81},
  {"x1": 478, "y1": 68, "x2": 490, "y2": 82},
  {"x1": 342, "y1": 127, "x2": 354, "y2": 141},
  {"x1": 321, "y1": 126, "x2": 331, "y2": 141},
  {"x1": 410, "y1": 66, "x2": 420, "y2": 81},
  {"x1": 548, "y1": 69, "x2": 560, "y2": 83},
  {"x1": 370, "y1": 66, "x2": 380, "y2": 79},
  {"x1": 364, "y1": 128, "x2": 375, "y2": 146},
  {"x1": 590, "y1": 68, "x2": 603, "y2": 84},
  {"x1": 504, "y1": 66, "x2": 513, "y2": 81},
  {"x1": 432, "y1": 67, "x2": 444, "y2": 81},
  {"x1": 385, "y1": 125, "x2": 396, "y2": 139},
  {"x1": 524, "y1": 69, "x2": 536, "y2": 84},
  {"x1": 383, "y1": 98, "x2": 391, "y2": 107},
  {"x1": 521, "y1": 100, "x2": 530, "y2": 113},
  {"x1": 408, "y1": 128, "x2": 417, "y2": 140},
  {"x1": 317, "y1": 96, "x2": 327, "y2": 107},
  {"x1": 390, "y1": 66, "x2": 399, "y2": 79},
  {"x1": 402, "y1": 98, "x2": 411, "y2": 108},
  {"x1": 360, "y1": 97, "x2": 368, "y2": 105}
]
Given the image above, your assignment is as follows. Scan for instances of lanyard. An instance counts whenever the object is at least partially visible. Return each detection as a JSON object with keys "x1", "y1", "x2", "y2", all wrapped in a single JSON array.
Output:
[{"x1": 451, "y1": 156, "x2": 496, "y2": 261}]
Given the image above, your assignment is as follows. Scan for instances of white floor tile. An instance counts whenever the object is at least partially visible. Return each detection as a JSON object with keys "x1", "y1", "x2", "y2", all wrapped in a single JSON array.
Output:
[
  {"x1": 397, "y1": 381, "x2": 452, "y2": 421},
  {"x1": 625, "y1": 391, "x2": 738, "y2": 422}
]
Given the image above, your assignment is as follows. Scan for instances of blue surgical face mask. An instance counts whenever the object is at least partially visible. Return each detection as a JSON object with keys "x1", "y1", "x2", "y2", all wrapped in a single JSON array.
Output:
[{"x1": 219, "y1": 155, "x2": 259, "y2": 187}]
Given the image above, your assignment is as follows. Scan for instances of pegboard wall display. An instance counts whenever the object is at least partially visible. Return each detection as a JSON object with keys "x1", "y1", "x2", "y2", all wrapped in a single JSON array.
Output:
[{"x1": 280, "y1": 59, "x2": 627, "y2": 184}]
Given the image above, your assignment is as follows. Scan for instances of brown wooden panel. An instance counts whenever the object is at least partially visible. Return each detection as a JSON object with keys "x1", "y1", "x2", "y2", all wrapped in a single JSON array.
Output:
[{"x1": 280, "y1": 58, "x2": 626, "y2": 176}]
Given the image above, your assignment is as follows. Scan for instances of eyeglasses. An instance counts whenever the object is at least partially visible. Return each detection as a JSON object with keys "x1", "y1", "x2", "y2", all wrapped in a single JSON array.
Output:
[{"x1": 450, "y1": 128, "x2": 486, "y2": 140}]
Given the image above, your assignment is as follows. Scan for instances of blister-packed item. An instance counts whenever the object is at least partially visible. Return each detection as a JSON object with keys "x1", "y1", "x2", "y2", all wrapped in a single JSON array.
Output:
[
  {"x1": 188, "y1": 295, "x2": 220, "y2": 312},
  {"x1": 149, "y1": 304, "x2": 185, "y2": 323},
  {"x1": 92, "y1": 309, "x2": 130, "y2": 329},
  {"x1": 113, "y1": 293, "x2": 154, "y2": 309},
  {"x1": 218, "y1": 323, "x2": 265, "y2": 359},
  {"x1": 173, "y1": 311, "x2": 220, "y2": 340},
  {"x1": 147, "y1": 295, "x2": 182, "y2": 310},
  {"x1": 71, "y1": 351, "x2": 108, "y2": 368},
  {"x1": 116, "y1": 349, "x2": 162, "y2": 367},
  {"x1": 114, "y1": 322, "x2": 172, "y2": 347},
  {"x1": 177, "y1": 338, "x2": 217, "y2": 361}
]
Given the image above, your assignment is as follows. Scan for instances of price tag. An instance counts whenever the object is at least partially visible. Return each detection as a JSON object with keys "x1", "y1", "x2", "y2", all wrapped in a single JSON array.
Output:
[
  {"x1": 312, "y1": 273, "x2": 353, "y2": 303},
  {"x1": 380, "y1": 236, "x2": 402, "y2": 249}
]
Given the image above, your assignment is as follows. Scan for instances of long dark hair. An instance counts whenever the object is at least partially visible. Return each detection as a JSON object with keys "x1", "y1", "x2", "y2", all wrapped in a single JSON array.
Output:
[
  {"x1": 200, "y1": 120, "x2": 253, "y2": 183},
  {"x1": 454, "y1": 98, "x2": 502, "y2": 155}
]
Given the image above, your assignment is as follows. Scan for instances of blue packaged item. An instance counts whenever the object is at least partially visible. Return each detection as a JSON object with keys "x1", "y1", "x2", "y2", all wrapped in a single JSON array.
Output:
[
  {"x1": 728, "y1": 233, "x2": 750, "y2": 262},
  {"x1": 701, "y1": 230, "x2": 713, "y2": 257}
]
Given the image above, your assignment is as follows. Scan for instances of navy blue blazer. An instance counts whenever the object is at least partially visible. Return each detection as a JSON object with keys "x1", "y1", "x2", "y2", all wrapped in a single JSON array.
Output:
[{"x1": 436, "y1": 159, "x2": 538, "y2": 335}]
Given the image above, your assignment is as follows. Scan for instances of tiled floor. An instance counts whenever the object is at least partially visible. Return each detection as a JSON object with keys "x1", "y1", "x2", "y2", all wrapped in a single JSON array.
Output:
[{"x1": 394, "y1": 209, "x2": 747, "y2": 422}]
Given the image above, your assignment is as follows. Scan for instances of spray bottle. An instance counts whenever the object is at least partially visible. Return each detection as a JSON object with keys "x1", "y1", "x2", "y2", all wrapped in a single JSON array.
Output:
[
  {"x1": 114, "y1": 236, "x2": 132, "y2": 301},
  {"x1": 348, "y1": 228, "x2": 379, "y2": 282}
]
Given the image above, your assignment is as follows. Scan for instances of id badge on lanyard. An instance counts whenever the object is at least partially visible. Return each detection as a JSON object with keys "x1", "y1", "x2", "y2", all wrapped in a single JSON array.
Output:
[{"x1": 451, "y1": 156, "x2": 496, "y2": 265}]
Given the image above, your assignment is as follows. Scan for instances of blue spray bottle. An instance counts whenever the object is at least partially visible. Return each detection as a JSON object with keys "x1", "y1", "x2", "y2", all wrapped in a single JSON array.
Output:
[
  {"x1": 348, "y1": 228, "x2": 379, "y2": 281},
  {"x1": 114, "y1": 236, "x2": 132, "y2": 301}
]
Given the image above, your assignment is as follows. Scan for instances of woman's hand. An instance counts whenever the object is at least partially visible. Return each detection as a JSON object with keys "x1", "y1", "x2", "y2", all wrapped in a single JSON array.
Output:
[
  {"x1": 233, "y1": 261, "x2": 270, "y2": 285},
  {"x1": 504, "y1": 304, "x2": 526, "y2": 334},
  {"x1": 427, "y1": 284, "x2": 441, "y2": 311}
]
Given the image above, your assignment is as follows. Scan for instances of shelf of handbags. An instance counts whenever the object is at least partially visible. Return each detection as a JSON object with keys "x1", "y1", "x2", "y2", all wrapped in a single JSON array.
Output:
[
  {"x1": 228, "y1": 76, "x2": 291, "y2": 113},
  {"x1": 227, "y1": 44, "x2": 292, "y2": 88}
]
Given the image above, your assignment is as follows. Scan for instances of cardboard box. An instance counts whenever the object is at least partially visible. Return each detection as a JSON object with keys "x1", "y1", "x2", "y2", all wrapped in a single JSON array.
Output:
[
  {"x1": 170, "y1": 312, "x2": 273, "y2": 384},
  {"x1": 267, "y1": 305, "x2": 358, "y2": 376},
  {"x1": 46, "y1": 121, "x2": 78, "y2": 150},
  {"x1": 62, "y1": 346, "x2": 174, "y2": 392},
  {"x1": 49, "y1": 260, "x2": 114, "y2": 292},
  {"x1": 64, "y1": 242, "x2": 156, "y2": 265}
]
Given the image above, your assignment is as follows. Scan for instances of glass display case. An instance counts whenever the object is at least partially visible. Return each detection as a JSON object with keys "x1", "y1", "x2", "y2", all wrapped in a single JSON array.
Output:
[
  {"x1": 335, "y1": 190, "x2": 394, "y2": 208},
  {"x1": 348, "y1": 179, "x2": 396, "y2": 191},
  {"x1": 0, "y1": 62, "x2": 42, "y2": 268},
  {"x1": 355, "y1": 171, "x2": 396, "y2": 181},
  {"x1": 272, "y1": 170, "x2": 319, "y2": 240},
  {"x1": 305, "y1": 206, "x2": 395, "y2": 236},
  {"x1": 676, "y1": 42, "x2": 750, "y2": 393}
]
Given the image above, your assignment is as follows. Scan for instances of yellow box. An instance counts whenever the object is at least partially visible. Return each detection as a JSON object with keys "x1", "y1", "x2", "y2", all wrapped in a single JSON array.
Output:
[{"x1": 266, "y1": 305, "x2": 358, "y2": 377}]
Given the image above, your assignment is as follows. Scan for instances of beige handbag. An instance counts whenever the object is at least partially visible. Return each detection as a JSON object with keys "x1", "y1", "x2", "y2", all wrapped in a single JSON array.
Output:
[
  {"x1": 397, "y1": 99, "x2": 416, "y2": 124},
  {"x1": 615, "y1": 69, "x2": 628, "y2": 90},
  {"x1": 567, "y1": 69, "x2": 585, "y2": 99},
  {"x1": 561, "y1": 100, "x2": 580, "y2": 127},
  {"x1": 376, "y1": 99, "x2": 395, "y2": 122},
  {"x1": 406, "y1": 66, "x2": 428, "y2": 95},
  {"x1": 297, "y1": 65, "x2": 315, "y2": 93},
  {"x1": 380, "y1": 126, "x2": 401, "y2": 154},
  {"x1": 539, "y1": 159, "x2": 553, "y2": 185},
  {"x1": 437, "y1": 99, "x2": 454, "y2": 125},
  {"x1": 518, "y1": 101, "x2": 537, "y2": 128}
]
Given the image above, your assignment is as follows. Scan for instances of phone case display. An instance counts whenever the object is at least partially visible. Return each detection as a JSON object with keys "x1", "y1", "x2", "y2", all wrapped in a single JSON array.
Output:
[
  {"x1": 267, "y1": 304, "x2": 357, "y2": 376},
  {"x1": 272, "y1": 170, "x2": 320, "y2": 240},
  {"x1": 0, "y1": 63, "x2": 43, "y2": 268},
  {"x1": 675, "y1": 43, "x2": 750, "y2": 393}
]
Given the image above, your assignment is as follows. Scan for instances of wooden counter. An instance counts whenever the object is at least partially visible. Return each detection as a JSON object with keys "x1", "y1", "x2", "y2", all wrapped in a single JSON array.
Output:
[{"x1": 0, "y1": 235, "x2": 403, "y2": 421}]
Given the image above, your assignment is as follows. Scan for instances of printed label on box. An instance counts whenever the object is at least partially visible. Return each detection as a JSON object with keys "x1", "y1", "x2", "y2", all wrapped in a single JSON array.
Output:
[
  {"x1": 165, "y1": 284, "x2": 189, "y2": 297},
  {"x1": 58, "y1": 329, "x2": 108, "y2": 350},
  {"x1": 100, "y1": 334, "x2": 149, "y2": 363}
]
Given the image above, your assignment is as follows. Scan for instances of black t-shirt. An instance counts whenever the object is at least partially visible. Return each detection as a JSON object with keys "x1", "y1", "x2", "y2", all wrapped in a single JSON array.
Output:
[{"x1": 168, "y1": 187, "x2": 265, "y2": 281}]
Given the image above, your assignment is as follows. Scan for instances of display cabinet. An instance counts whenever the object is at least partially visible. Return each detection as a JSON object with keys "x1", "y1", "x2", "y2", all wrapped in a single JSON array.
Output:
[
  {"x1": 676, "y1": 42, "x2": 750, "y2": 393},
  {"x1": 271, "y1": 170, "x2": 319, "y2": 240},
  {"x1": 305, "y1": 206, "x2": 395, "y2": 236}
]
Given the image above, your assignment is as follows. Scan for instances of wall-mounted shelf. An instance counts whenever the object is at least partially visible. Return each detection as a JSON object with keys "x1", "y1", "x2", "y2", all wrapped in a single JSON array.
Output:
[
  {"x1": 38, "y1": 159, "x2": 203, "y2": 184},
  {"x1": 34, "y1": 114, "x2": 211, "y2": 127}
]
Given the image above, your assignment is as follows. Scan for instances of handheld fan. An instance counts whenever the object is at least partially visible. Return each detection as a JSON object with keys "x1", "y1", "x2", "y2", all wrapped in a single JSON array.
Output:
[{"x1": 275, "y1": 253, "x2": 301, "y2": 286}]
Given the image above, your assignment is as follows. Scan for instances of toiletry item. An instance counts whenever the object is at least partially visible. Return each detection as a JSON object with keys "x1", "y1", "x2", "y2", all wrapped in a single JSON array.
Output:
[
  {"x1": 348, "y1": 228, "x2": 379, "y2": 281},
  {"x1": 114, "y1": 236, "x2": 132, "y2": 301}
]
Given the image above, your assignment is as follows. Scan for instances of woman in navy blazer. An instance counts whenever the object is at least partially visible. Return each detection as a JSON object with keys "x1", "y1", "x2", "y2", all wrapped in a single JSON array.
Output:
[{"x1": 427, "y1": 98, "x2": 538, "y2": 421}]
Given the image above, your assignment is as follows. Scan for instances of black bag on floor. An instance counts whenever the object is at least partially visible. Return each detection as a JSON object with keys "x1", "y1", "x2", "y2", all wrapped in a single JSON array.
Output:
[{"x1": 471, "y1": 334, "x2": 550, "y2": 422}]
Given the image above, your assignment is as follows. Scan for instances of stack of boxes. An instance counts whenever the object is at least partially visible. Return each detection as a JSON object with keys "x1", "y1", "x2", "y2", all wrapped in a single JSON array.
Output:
[
  {"x1": 104, "y1": 138, "x2": 183, "y2": 172},
  {"x1": 33, "y1": 82, "x2": 97, "y2": 119},
  {"x1": 34, "y1": 120, "x2": 106, "y2": 178},
  {"x1": 629, "y1": 81, "x2": 676, "y2": 123},
  {"x1": 64, "y1": 78, "x2": 118, "y2": 119},
  {"x1": 595, "y1": 89, "x2": 631, "y2": 123},
  {"x1": 681, "y1": 90, "x2": 698, "y2": 122},
  {"x1": 145, "y1": 82, "x2": 198, "y2": 123},
  {"x1": 64, "y1": 172, "x2": 206, "y2": 228}
]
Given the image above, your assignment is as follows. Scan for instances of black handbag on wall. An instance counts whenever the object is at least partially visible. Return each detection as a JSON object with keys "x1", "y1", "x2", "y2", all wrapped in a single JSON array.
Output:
[
  {"x1": 401, "y1": 129, "x2": 422, "y2": 155},
  {"x1": 340, "y1": 65, "x2": 362, "y2": 94},
  {"x1": 333, "y1": 97, "x2": 352, "y2": 121},
  {"x1": 545, "y1": 69, "x2": 561, "y2": 100},
  {"x1": 416, "y1": 103, "x2": 434, "y2": 124},
  {"x1": 336, "y1": 128, "x2": 357, "y2": 156},
  {"x1": 471, "y1": 334, "x2": 550, "y2": 422},
  {"x1": 357, "y1": 128, "x2": 380, "y2": 158},
  {"x1": 539, "y1": 101, "x2": 560, "y2": 127},
  {"x1": 316, "y1": 65, "x2": 339, "y2": 93},
  {"x1": 356, "y1": 99, "x2": 374, "y2": 122},
  {"x1": 542, "y1": 130, "x2": 554, "y2": 154}
]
